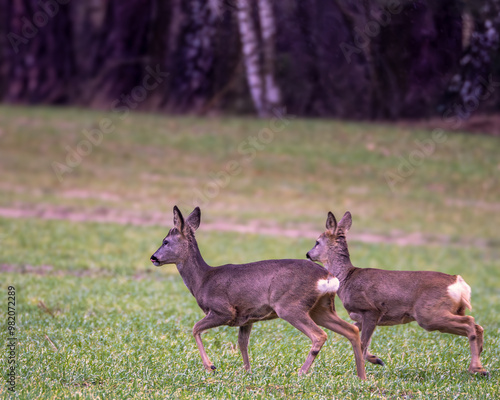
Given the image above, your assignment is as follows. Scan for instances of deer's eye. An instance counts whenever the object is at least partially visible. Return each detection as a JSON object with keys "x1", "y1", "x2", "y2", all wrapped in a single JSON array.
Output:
[
  {"x1": 315, "y1": 241, "x2": 319, "y2": 246},
  {"x1": 163, "y1": 240, "x2": 169, "y2": 246}
]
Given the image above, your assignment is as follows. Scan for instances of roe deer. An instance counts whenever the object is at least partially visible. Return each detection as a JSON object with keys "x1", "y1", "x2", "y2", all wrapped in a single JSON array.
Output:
[
  {"x1": 150, "y1": 206, "x2": 366, "y2": 379},
  {"x1": 306, "y1": 211, "x2": 487, "y2": 376}
]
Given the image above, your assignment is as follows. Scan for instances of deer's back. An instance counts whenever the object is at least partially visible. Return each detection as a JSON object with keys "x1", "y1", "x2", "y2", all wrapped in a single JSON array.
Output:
[
  {"x1": 340, "y1": 268, "x2": 460, "y2": 324},
  {"x1": 345, "y1": 268, "x2": 457, "y2": 294},
  {"x1": 209, "y1": 258, "x2": 328, "y2": 294},
  {"x1": 197, "y1": 259, "x2": 329, "y2": 326}
]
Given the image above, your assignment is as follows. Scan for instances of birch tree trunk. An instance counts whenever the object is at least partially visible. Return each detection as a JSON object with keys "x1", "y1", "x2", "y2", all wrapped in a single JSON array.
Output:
[
  {"x1": 237, "y1": 0, "x2": 282, "y2": 116},
  {"x1": 237, "y1": 0, "x2": 265, "y2": 116},
  {"x1": 0, "y1": 0, "x2": 493, "y2": 119},
  {"x1": 257, "y1": 0, "x2": 281, "y2": 112}
]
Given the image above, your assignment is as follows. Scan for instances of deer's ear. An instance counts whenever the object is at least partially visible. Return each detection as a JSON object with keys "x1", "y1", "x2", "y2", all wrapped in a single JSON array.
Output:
[
  {"x1": 186, "y1": 207, "x2": 201, "y2": 231},
  {"x1": 338, "y1": 211, "x2": 352, "y2": 233},
  {"x1": 326, "y1": 212, "x2": 337, "y2": 234},
  {"x1": 173, "y1": 205, "x2": 185, "y2": 232}
]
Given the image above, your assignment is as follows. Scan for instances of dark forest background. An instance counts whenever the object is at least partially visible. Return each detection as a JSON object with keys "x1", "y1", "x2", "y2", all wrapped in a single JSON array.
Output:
[{"x1": 1, "y1": 0, "x2": 500, "y2": 120}]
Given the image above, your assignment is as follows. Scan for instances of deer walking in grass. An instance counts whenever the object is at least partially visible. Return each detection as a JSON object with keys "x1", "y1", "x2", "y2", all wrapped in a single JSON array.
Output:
[
  {"x1": 306, "y1": 211, "x2": 488, "y2": 376},
  {"x1": 150, "y1": 206, "x2": 366, "y2": 379}
]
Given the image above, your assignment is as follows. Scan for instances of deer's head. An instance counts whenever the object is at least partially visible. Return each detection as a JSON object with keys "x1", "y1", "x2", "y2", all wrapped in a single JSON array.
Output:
[
  {"x1": 150, "y1": 206, "x2": 201, "y2": 266},
  {"x1": 306, "y1": 211, "x2": 352, "y2": 264}
]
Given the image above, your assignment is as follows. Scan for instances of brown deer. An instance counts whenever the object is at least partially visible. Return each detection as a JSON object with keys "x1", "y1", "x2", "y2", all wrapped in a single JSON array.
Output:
[
  {"x1": 150, "y1": 206, "x2": 366, "y2": 379},
  {"x1": 306, "y1": 211, "x2": 487, "y2": 376}
]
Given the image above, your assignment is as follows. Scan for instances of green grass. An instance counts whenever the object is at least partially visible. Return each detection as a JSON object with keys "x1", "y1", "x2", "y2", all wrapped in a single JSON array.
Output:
[
  {"x1": 0, "y1": 105, "x2": 499, "y2": 239},
  {"x1": 0, "y1": 105, "x2": 499, "y2": 398},
  {"x1": 1, "y1": 217, "x2": 499, "y2": 399}
]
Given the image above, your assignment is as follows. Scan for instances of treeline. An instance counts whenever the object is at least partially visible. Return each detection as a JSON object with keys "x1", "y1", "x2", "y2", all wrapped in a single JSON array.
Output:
[{"x1": 1, "y1": 0, "x2": 499, "y2": 119}]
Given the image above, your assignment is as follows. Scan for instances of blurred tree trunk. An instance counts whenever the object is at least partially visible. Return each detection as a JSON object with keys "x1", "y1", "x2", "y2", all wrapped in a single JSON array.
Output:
[
  {"x1": 374, "y1": 0, "x2": 462, "y2": 118},
  {"x1": 237, "y1": 0, "x2": 282, "y2": 117},
  {"x1": 444, "y1": 0, "x2": 500, "y2": 117},
  {"x1": 146, "y1": 0, "x2": 173, "y2": 108},
  {"x1": 76, "y1": 0, "x2": 154, "y2": 106},
  {"x1": 0, "y1": 0, "x2": 10, "y2": 99},
  {"x1": 1, "y1": 0, "x2": 497, "y2": 120},
  {"x1": 257, "y1": 0, "x2": 281, "y2": 112},
  {"x1": 202, "y1": 3, "x2": 244, "y2": 114},
  {"x1": 169, "y1": 0, "x2": 219, "y2": 113},
  {"x1": 3, "y1": 0, "x2": 74, "y2": 104},
  {"x1": 280, "y1": 0, "x2": 355, "y2": 117},
  {"x1": 276, "y1": 0, "x2": 461, "y2": 119},
  {"x1": 69, "y1": 0, "x2": 110, "y2": 104},
  {"x1": 333, "y1": 0, "x2": 384, "y2": 119},
  {"x1": 237, "y1": 0, "x2": 265, "y2": 116}
]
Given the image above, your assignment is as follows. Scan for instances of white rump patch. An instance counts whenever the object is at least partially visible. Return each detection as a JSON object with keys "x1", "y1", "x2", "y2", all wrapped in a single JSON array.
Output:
[
  {"x1": 447, "y1": 275, "x2": 472, "y2": 310},
  {"x1": 317, "y1": 277, "x2": 340, "y2": 294}
]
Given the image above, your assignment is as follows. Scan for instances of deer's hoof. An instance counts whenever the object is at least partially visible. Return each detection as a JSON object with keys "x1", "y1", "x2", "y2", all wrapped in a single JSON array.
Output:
[
  {"x1": 367, "y1": 355, "x2": 385, "y2": 366},
  {"x1": 469, "y1": 367, "x2": 488, "y2": 377},
  {"x1": 210, "y1": 365, "x2": 217, "y2": 371},
  {"x1": 375, "y1": 358, "x2": 385, "y2": 366}
]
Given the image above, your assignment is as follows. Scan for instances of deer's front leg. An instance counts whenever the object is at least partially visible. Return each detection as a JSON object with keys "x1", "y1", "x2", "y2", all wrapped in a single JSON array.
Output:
[
  {"x1": 193, "y1": 311, "x2": 231, "y2": 371},
  {"x1": 352, "y1": 313, "x2": 385, "y2": 366},
  {"x1": 238, "y1": 324, "x2": 253, "y2": 372}
]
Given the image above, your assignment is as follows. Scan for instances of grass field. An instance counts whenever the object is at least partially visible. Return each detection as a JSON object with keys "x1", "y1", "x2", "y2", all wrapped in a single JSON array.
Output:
[{"x1": 0, "y1": 106, "x2": 499, "y2": 399}]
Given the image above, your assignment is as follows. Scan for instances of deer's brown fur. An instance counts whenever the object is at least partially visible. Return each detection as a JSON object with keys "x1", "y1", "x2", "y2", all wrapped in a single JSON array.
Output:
[
  {"x1": 306, "y1": 211, "x2": 487, "y2": 376},
  {"x1": 151, "y1": 206, "x2": 366, "y2": 379}
]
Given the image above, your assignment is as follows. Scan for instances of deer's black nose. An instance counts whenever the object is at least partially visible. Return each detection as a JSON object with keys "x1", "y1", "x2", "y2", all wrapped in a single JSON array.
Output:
[
  {"x1": 306, "y1": 253, "x2": 311, "y2": 260},
  {"x1": 150, "y1": 255, "x2": 159, "y2": 263}
]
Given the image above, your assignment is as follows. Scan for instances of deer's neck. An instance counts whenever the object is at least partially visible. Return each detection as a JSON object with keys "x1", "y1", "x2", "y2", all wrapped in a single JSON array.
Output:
[
  {"x1": 325, "y1": 242, "x2": 354, "y2": 283},
  {"x1": 176, "y1": 239, "x2": 210, "y2": 298}
]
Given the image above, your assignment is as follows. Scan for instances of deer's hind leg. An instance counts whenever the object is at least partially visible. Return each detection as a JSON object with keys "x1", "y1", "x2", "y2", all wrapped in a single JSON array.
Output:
[
  {"x1": 310, "y1": 297, "x2": 366, "y2": 380},
  {"x1": 276, "y1": 306, "x2": 327, "y2": 376},
  {"x1": 417, "y1": 312, "x2": 488, "y2": 376},
  {"x1": 475, "y1": 324, "x2": 484, "y2": 357}
]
